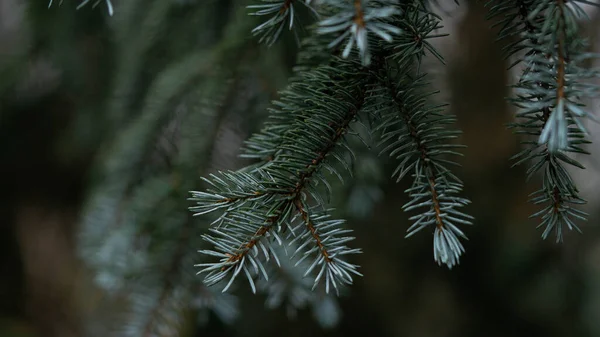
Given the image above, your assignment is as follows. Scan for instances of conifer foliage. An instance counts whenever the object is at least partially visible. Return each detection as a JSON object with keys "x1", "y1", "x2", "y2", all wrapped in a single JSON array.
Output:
[
  {"x1": 190, "y1": 0, "x2": 600, "y2": 294},
  {"x1": 191, "y1": 0, "x2": 475, "y2": 296},
  {"x1": 487, "y1": 0, "x2": 599, "y2": 241},
  {"x1": 50, "y1": 0, "x2": 600, "y2": 331}
]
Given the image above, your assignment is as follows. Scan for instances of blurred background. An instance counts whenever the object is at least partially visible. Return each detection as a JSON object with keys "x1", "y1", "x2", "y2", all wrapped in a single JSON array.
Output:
[{"x1": 2, "y1": 1, "x2": 600, "y2": 336}]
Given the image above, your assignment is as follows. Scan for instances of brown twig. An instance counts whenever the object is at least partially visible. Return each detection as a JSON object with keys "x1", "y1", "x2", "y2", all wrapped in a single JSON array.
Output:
[
  {"x1": 545, "y1": 0, "x2": 567, "y2": 214},
  {"x1": 280, "y1": 0, "x2": 294, "y2": 15},
  {"x1": 215, "y1": 191, "x2": 266, "y2": 204},
  {"x1": 293, "y1": 198, "x2": 332, "y2": 262},
  {"x1": 354, "y1": 0, "x2": 366, "y2": 28}
]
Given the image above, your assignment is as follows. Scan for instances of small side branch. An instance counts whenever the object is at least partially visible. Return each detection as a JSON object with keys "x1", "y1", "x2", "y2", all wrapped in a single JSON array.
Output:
[{"x1": 372, "y1": 70, "x2": 472, "y2": 268}]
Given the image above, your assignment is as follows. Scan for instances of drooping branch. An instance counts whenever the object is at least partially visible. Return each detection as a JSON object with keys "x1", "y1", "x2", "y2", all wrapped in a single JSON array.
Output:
[
  {"x1": 488, "y1": 0, "x2": 596, "y2": 240},
  {"x1": 378, "y1": 72, "x2": 470, "y2": 268},
  {"x1": 346, "y1": 3, "x2": 474, "y2": 268}
]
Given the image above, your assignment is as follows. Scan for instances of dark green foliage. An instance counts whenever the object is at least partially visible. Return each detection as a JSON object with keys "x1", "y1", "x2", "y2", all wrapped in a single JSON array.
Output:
[
  {"x1": 41, "y1": 0, "x2": 600, "y2": 334},
  {"x1": 487, "y1": 0, "x2": 599, "y2": 241},
  {"x1": 191, "y1": 61, "x2": 368, "y2": 294},
  {"x1": 367, "y1": 72, "x2": 471, "y2": 268},
  {"x1": 191, "y1": 0, "x2": 473, "y2": 298}
]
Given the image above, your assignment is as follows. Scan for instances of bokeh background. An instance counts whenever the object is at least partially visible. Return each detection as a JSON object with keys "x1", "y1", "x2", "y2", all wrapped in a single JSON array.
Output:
[{"x1": 2, "y1": 1, "x2": 600, "y2": 337}]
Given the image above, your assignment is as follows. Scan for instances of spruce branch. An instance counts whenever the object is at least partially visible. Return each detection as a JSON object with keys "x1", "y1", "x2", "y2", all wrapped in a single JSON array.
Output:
[
  {"x1": 356, "y1": 2, "x2": 472, "y2": 268},
  {"x1": 487, "y1": 0, "x2": 599, "y2": 240},
  {"x1": 191, "y1": 62, "x2": 366, "y2": 293},
  {"x1": 366, "y1": 71, "x2": 471, "y2": 268},
  {"x1": 237, "y1": 0, "x2": 473, "y2": 273}
]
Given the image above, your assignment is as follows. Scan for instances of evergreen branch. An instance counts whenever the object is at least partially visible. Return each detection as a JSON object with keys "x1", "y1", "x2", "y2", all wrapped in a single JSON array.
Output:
[
  {"x1": 488, "y1": 0, "x2": 599, "y2": 240},
  {"x1": 239, "y1": 70, "x2": 333, "y2": 162},
  {"x1": 195, "y1": 99, "x2": 362, "y2": 280},
  {"x1": 359, "y1": 3, "x2": 472, "y2": 268},
  {"x1": 193, "y1": 63, "x2": 366, "y2": 293},
  {"x1": 513, "y1": 87, "x2": 589, "y2": 242},
  {"x1": 368, "y1": 70, "x2": 471, "y2": 268},
  {"x1": 242, "y1": 9, "x2": 383, "y2": 162}
]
